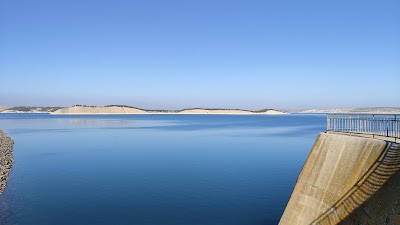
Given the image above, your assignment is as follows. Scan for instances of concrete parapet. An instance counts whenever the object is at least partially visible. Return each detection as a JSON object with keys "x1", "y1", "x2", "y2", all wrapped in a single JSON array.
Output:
[{"x1": 279, "y1": 132, "x2": 400, "y2": 225}]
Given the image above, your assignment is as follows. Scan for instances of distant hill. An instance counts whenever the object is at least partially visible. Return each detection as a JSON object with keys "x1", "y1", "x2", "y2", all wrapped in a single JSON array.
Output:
[
  {"x1": 52, "y1": 106, "x2": 147, "y2": 114},
  {"x1": 176, "y1": 108, "x2": 286, "y2": 114},
  {"x1": 1, "y1": 106, "x2": 63, "y2": 113},
  {"x1": 51, "y1": 105, "x2": 287, "y2": 115},
  {"x1": 299, "y1": 107, "x2": 400, "y2": 114},
  {"x1": 1, "y1": 105, "x2": 287, "y2": 115}
]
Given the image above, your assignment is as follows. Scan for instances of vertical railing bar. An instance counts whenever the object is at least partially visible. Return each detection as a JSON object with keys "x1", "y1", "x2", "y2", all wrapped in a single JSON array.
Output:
[
  {"x1": 395, "y1": 114, "x2": 398, "y2": 141},
  {"x1": 327, "y1": 115, "x2": 329, "y2": 131}
]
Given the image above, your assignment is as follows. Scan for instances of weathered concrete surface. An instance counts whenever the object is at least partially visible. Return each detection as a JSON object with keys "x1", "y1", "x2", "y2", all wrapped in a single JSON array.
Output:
[
  {"x1": 337, "y1": 142, "x2": 400, "y2": 225},
  {"x1": 337, "y1": 174, "x2": 400, "y2": 224},
  {"x1": 0, "y1": 130, "x2": 14, "y2": 194},
  {"x1": 278, "y1": 132, "x2": 400, "y2": 225}
]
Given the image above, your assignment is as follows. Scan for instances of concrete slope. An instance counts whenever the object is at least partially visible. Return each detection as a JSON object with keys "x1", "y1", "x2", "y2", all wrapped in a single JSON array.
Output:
[{"x1": 279, "y1": 132, "x2": 398, "y2": 225}]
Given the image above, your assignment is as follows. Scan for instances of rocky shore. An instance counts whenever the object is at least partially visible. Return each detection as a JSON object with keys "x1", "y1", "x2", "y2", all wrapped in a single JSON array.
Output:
[{"x1": 0, "y1": 130, "x2": 14, "y2": 194}]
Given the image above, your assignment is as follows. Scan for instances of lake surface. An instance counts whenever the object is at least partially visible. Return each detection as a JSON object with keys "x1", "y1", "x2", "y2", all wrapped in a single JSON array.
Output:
[{"x1": 0, "y1": 114, "x2": 326, "y2": 225}]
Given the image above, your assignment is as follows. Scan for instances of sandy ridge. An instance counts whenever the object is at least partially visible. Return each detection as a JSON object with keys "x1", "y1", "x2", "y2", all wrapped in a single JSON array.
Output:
[
  {"x1": 52, "y1": 106, "x2": 147, "y2": 114},
  {"x1": 51, "y1": 106, "x2": 287, "y2": 115}
]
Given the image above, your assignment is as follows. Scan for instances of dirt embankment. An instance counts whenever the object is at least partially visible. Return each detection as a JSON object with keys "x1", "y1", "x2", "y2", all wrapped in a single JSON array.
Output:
[{"x1": 0, "y1": 130, "x2": 14, "y2": 194}]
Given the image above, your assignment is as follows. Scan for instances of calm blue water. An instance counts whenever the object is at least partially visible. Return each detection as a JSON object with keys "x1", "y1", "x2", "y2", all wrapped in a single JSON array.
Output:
[{"x1": 0, "y1": 114, "x2": 325, "y2": 225}]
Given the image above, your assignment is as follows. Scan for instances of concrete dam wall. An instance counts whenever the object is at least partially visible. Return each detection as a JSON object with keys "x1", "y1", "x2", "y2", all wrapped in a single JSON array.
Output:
[
  {"x1": 0, "y1": 130, "x2": 14, "y2": 194},
  {"x1": 279, "y1": 132, "x2": 400, "y2": 225}
]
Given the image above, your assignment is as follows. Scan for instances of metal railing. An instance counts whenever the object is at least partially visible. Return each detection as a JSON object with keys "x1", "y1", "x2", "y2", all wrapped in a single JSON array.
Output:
[{"x1": 327, "y1": 114, "x2": 400, "y2": 141}]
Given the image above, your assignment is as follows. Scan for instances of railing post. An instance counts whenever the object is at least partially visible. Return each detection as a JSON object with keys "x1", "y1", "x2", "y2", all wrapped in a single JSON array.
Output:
[
  {"x1": 373, "y1": 114, "x2": 375, "y2": 138},
  {"x1": 386, "y1": 115, "x2": 389, "y2": 137},
  {"x1": 326, "y1": 115, "x2": 329, "y2": 131},
  {"x1": 333, "y1": 116, "x2": 336, "y2": 131},
  {"x1": 349, "y1": 115, "x2": 352, "y2": 135},
  {"x1": 395, "y1": 114, "x2": 398, "y2": 142}
]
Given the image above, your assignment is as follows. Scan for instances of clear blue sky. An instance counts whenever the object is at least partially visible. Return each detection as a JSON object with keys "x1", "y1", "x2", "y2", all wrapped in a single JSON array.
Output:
[{"x1": 1, "y1": 0, "x2": 399, "y2": 110}]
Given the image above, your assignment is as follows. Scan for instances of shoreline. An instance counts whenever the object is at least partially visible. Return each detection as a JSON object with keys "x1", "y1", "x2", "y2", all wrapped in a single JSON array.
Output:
[{"x1": 0, "y1": 130, "x2": 14, "y2": 195}]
